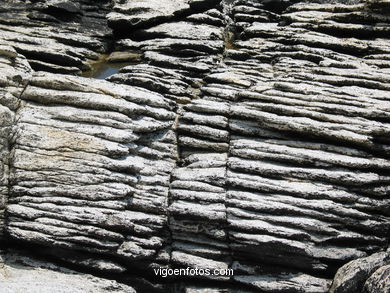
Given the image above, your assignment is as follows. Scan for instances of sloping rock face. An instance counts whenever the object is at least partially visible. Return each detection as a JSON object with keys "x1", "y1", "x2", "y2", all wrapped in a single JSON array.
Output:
[
  {"x1": 0, "y1": 250, "x2": 136, "y2": 293},
  {"x1": 0, "y1": 0, "x2": 390, "y2": 292}
]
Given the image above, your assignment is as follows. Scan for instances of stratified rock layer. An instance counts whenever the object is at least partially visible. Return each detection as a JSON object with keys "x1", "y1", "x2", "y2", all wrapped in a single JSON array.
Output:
[
  {"x1": 0, "y1": 0, "x2": 112, "y2": 74},
  {"x1": 0, "y1": 250, "x2": 136, "y2": 293},
  {"x1": 0, "y1": 0, "x2": 389, "y2": 292},
  {"x1": 363, "y1": 264, "x2": 390, "y2": 293},
  {"x1": 7, "y1": 71, "x2": 177, "y2": 280}
]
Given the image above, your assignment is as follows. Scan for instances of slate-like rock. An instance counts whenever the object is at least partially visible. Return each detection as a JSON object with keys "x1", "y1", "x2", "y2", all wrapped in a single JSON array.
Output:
[
  {"x1": 0, "y1": 0, "x2": 112, "y2": 74},
  {"x1": 0, "y1": 0, "x2": 389, "y2": 292},
  {"x1": 329, "y1": 249, "x2": 390, "y2": 293},
  {"x1": 0, "y1": 46, "x2": 33, "y2": 240},
  {"x1": 107, "y1": 0, "x2": 221, "y2": 32},
  {"x1": 0, "y1": 251, "x2": 136, "y2": 293},
  {"x1": 363, "y1": 264, "x2": 390, "y2": 293}
]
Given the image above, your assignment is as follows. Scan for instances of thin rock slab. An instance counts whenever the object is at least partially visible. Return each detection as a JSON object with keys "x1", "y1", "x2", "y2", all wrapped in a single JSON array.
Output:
[
  {"x1": 363, "y1": 264, "x2": 390, "y2": 293},
  {"x1": 234, "y1": 274, "x2": 331, "y2": 293},
  {"x1": 0, "y1": 251, "x2": 136, "y2": 293}
]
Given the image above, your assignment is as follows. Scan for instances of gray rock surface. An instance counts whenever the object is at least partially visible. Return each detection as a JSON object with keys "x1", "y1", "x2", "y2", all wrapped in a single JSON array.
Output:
[
  {"x1": 0, "y1": 250, "x2": 136, "y2": 293},
  {"x1": 8, "y1": 70, "x2": 176, "y2": 276},
  {"x1": 329, "y1": 248, "x2": 390, "y2": 293},
  {"x1": 107, "y1": 0, "x2": 221, "y2": 31},
  {"x1": 363, "y1": 264, "x2": 390, "y2": 293},
  {"x1": 0, "y1": 0, "x2": 112, "y2": 74},
  {"x1": 0, "y1": 45, "x2": 33, "y2": 240},
  {"x1": 0, "y1": 0, "x2": 389, "y2": 292}
]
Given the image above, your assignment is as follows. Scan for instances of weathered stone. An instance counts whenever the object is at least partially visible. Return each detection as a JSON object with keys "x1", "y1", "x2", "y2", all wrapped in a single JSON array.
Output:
[
  {"x1": 107, "y1": 0, "x2": 191, "y2": 31},
  {"x1": 0, "y1": 251, "x2": 135, "y2": 293},
  {"x1": 0, "y1": 0, "x2": 111, "y2": 73},
  {"x1": 0, "y1": 0, "x2": 389, "y2": 292},
  {"x1": 0, "y1": 47, "x2": 33, "y2": 240},
  {"x1": 45, "y1": 0, "x2": 82, "y2": 14},
  {"x1": 107, "y1": 51, "x2": 142, "y2": 63},
  {"x1": 235, "y1": 273, "x2": 331, "y2": 293},
  {"x1": 363, "y1": 264, "x2": 390, "y2": 293},
  {"x1": 329, "y1": 249, "x2": 390, "y2": 293}
]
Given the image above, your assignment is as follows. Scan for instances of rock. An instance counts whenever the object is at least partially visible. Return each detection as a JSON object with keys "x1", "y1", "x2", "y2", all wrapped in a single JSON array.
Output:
[
  {"x1": 363, "y1": 264, "x2": 390, "y2": 293},
  {"x1": 235, "y1": 273, "x2": 331, "y2": 293},
  {"x1": 108, "y1": 64, "x2": 197, "y2": 103},
  {"x1": 138, "y1": 21, "x2": 223, "y2": 41},
  {"x1": 110, "y1": 6, "x2": 226, "y2": 88},
  {"x1": 329, "y1": 249, "x2": 390, "y2": 293},
  {"x1": 107, "y1": 0, "x2": 220, "y2": 33},
  {"x1": 107, "y1": 0, "x2": 191, "y2": 31},
  {"x1": 45, "y1": 0, "x2": 82, "y2": 14},
  {"x1": 0, "y1": 46, "x2": 33, "y2": 240},
  {"x1": 0, "y1": 0, "x2": 390, "y2": 292},
  {"x1": 0, "y1": 45, "x2": 18, "y2": 59},
  {"x1": 0, "y1": 0, "x2": 112, "y2": 74},
  {"x1": 107, "y1": 51, "x2": 142, "y2": 63},
  {"x1": 0, "y1": 251, "x2": 136, "y2": 293},
  {"x1": 6, "y1": 71, "x2": 176, "y2": 274}
]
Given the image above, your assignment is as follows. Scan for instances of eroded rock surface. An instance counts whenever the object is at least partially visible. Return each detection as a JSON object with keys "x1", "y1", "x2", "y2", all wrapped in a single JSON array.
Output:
[
  {"x1": 0, "y1": 0, "x2": 112, "y2": 75},
  {"x1": 330, "y1": 248, "x2": 390, "y2": 293},
  {"x1": 363, "y1": 264, "x2": 390, "y2": 293},
  {"x1": 0, "y1": 0, "x2": 389, "y2": 292},
  {"x1": 0, "y1": 45, "x2": 33, "y2": 240},
  {"x1": 0, "y1": 250, "x2": 136, "y2": 293},
  {"x1": 8, "y1": 71, "x2": 177, "y2": 282}
]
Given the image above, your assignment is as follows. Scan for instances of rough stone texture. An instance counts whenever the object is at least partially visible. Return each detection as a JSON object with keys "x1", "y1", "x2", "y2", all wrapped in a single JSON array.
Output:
[
  {"x1": 107, "y1": 0, "x2": 221, "y2": 31},
  {"x1": 0, "y1": 0, "x2": 389, "y2": 292},
  {"x1": 7, "y1": 71, "x2": 177, "y2": 282},
  {"x1": 0, "y1": 0, "x2": 112, "y2": 74},
  {"x1": 110, "y1": 0, "x2": 226, "y2": 103},
  {"x1": 163, "y1": 0, "x2": 390, "y2": 291},
  {"x1": 363, "y1": 264, "x2": 390, "y2": 293},
  {"x1": 0, "y1": 250, "x2": 136, "y2": 293},
  {"x1": 0, "y1": 46, "x2": 33, "y2": 240},
  {"x1": 329, "y1": 250, "x2": 390, "y2": 293}
]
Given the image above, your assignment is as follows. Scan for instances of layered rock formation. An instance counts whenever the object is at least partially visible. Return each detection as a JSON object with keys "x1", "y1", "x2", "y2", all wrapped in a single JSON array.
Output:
[
  {"x1": 0, "y1": 0, "x2": 112, "y2": 75},
  {"x1": 0, "y1": 45, "x2": 33, "y2": 240},
  {"x1": 0, "y1": 0, "x2": 389, "y2": 292},
  {"x1": 0, "y1": 250, "x2": 136, "y2": 293}
]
